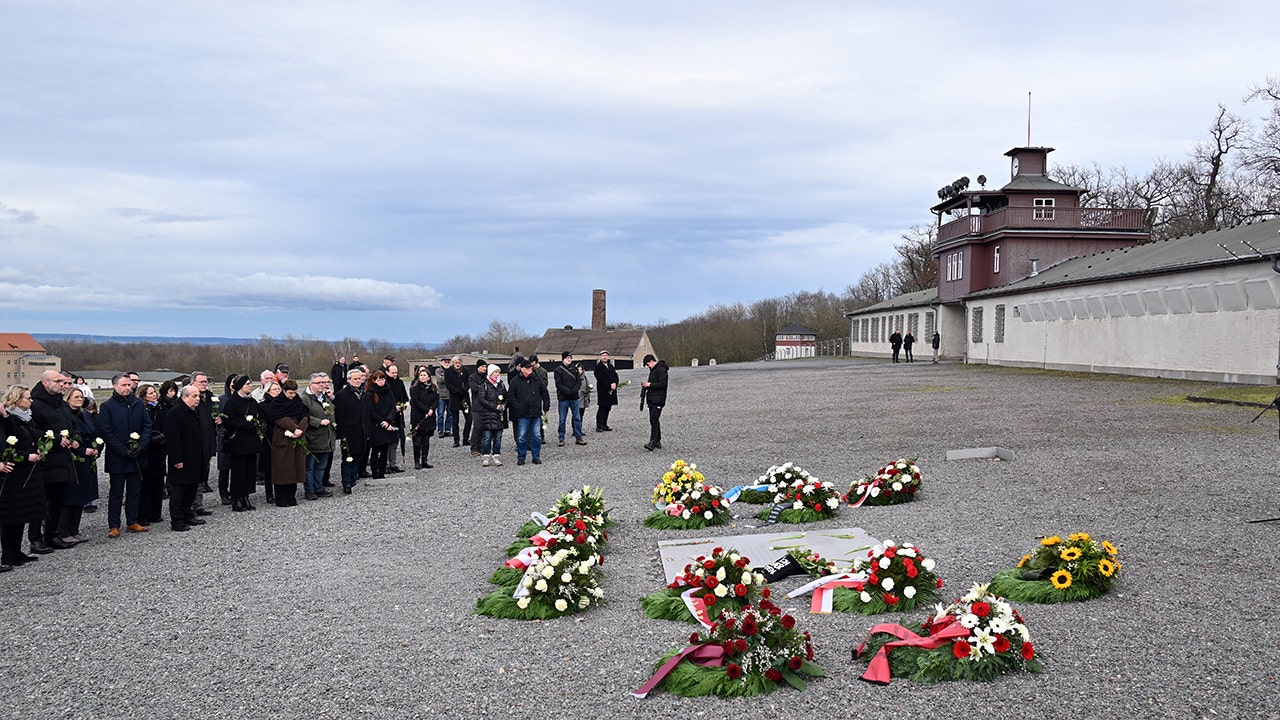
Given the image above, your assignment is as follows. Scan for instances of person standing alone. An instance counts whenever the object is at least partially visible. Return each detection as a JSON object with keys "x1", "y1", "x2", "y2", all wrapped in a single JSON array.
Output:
[
  {"x1": 593, "y1": 351, "x2": 619, "y2": 433},
  {"x1": 641, "y1": 354, "x2": 668, "y2": 451}
]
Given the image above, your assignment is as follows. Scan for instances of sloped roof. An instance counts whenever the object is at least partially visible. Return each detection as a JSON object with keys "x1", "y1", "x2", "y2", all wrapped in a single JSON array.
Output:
[
  {"x1": 968, "y1": 217, "x2": 1280, "y2": 298},
  {"x1": 1000, "y1": 174, "x2": 1083, "y2": 193},
  {"x1": 776, "y1": 322, "x2": 816, "y2": 336},
  {"x1": 533, "y1": 328, "x2": 649, "y2": 358},
  {"x1": 0, "y1": 333, "x2": 46, "y2": 352},
  {"x1": 844, "y1": 287, "x2": 938, "y2": 317}
]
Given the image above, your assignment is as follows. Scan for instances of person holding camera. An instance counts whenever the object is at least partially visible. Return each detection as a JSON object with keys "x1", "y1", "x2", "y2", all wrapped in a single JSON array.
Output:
[{"x1": 554, "y1": 352, "x2": 587, "y2": 447}]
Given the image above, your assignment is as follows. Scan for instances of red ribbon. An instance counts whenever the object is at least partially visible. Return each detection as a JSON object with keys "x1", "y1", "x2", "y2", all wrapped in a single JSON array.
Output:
[
  {"x1": 848, "y1": 479, "x2": 880, "y2": 508},
  {"x1": 632, "y1": 643, "x2": 726, "y2": 698},
  {"x1": 855, "y1": 620, "x2": 969, "y2": 685}
]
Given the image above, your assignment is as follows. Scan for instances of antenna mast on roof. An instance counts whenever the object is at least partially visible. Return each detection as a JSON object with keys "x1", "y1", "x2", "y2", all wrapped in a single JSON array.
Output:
[{"x1": 1027, "y1": 92, "x2": 1032, "y2": 145}]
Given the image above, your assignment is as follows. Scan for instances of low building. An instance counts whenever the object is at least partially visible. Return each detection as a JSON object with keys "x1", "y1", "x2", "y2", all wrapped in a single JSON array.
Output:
[
  {"x1": 0, "y1": 333, "x2": 62, "y2": 388},
  {"x1": 774, "y1": 323, "x2": 817, "y2": 360}
]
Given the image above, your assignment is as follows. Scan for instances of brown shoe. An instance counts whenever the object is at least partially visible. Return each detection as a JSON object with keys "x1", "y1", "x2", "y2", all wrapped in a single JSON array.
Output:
[
  {"x1": 126, "y1": 523, "x2": 149, "y2": 533},
  {"x1": 471, "y1": 450, "x2": 481, "y2": 457},
  {"x1": 575, "y1": 437, "x2": 587, "y2": 446},
  {"x1": 107, "y1": 527, "x2": 120, "y2": 539}
]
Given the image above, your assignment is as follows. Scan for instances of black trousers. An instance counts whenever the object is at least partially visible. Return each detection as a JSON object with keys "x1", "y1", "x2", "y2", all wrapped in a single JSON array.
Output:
[
  {"x1": 169, "y1": 483, "x2": 197, "y2": 526},
  {"x1": 413, "y1": 429, "x2": 431, "y2": 465},
  {"x1": 904, "y1": 346, "x2": 914, "y2": 362},
  {"x1": 891, "y1": 347, "x2": 901, "y2": 362},
  {"x1": 37, "y1": 481, "x2": 69, "y2": 543},
  {"x1": 229, "y1": 454, "x2": 257, "y2": 499},
  {"x1": 275, "y1": 483, "x2": 298, "y2": 506},
  {"x1": 470, "y1": 416, "x2": 483, "y2": 452},
  {"x1": 140, "y1": 465, "x2": 165, "y2": 523},
  {"x1": 1, "y1": 524, "x2": 25, "y2": 563},
  {"x1": 59, "y1": 504, "x2": 84, "y2": 538},
  {"x1": 369, "y1": 443, "x2": 389, "y2": 478},
  {"x1": 648, "y1": 404, "x2": 663, "y2": 446},
  {"x1": 596, "y1": 404, "x2": 612, "y2": 430},
  {"x1": 451, "y1": 396, "x2": 470, "y2": 444}
]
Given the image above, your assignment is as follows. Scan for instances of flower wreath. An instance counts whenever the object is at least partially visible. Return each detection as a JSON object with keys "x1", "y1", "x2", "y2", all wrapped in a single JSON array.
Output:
[
  {"x1": 832, "y1": 539, "x2": 943, "y2": 615},
  {"x1": 787, "y1": 547, "x2": 841, "y2": 577},
  {"x1": 634, "y1": 589, "x2": 827, "y2": 698},
  {"x1": 856, "y1": 583, "x2": 1043, "y2": 684},
  {"x1": 988, "y1": 532, "x2": 1121, "y2": 603},
  {"x1": 737, "y1": 462, "x2": 811, "y2": 503},
  {"x1": 845, "y1": 458, "x2": 921, "y2": 507},
  {"x1": 644, "y1": 460, "x2": 733, "y2": 530},
  {"x1": 641, "y1": 546, "x2": 765, "y2": 623},
  {"x1": 475, "y1": 546, "x2": 604, "y2": 620},
  {"x1": 495, "y1": 507, "x2": 608, "y2": 586},
  {"x1": 756, "y1": 473, "x2": 842, "y2": 524},
  {"x1": 515, "y1": 485, "x2": 613, "y2": 538}
]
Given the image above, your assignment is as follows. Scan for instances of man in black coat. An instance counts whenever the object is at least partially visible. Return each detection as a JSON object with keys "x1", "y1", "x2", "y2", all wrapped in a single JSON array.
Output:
[
  {"x1": 188, "y1": 371, "x2": 218, "y2": 514},
  {"x1": 333, "y1": 367, "x2": 370, "y2": 493},
  {"x1": 554, "y1": 352, "x2": 587, "y2": 447},
  {"x1": 592, "y1": 351, "x2": 619, "y2": 433},
  {"x1": 641, "y1": 354, "x2": 668, "y2": 451},
  {"x1": 468, "y1": 359, "x2": 488, "y2": 456},
  {"x1": 29, "y1": 371, "x2": 78, "y2": 551},
  {"x1": 444, "y1": 356, "x2": 469, "y2": 448},
  {"x1": 889, "y1": 329, "x2": 903, "y2": 363},
  {"x1": 508, "y1": 360, "x2": 550, "y2": 466},
  {"x1": 331, "y1": 356, "x2": 349, "y2": 392},
  {"x1": 166, "y1": 385, "x2": 209, "y2": 531},
  {"x1": 384, "y1": 364, "x2": 409, "y2": 473}
]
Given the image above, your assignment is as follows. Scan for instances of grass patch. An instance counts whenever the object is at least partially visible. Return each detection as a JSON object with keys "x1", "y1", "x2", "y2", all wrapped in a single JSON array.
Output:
[
  {"x1": 892, "y1": 385, "x2": 959, "y2": 393},
  {"x1": 1187, "y1": 385, "x2": 1280, "y2": 405}
]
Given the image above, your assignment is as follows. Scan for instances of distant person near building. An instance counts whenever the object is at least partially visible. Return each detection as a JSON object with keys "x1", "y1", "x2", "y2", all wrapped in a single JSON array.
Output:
[
  {"x1": 889, "y1": 329, "x2": 903, "y2": 363},
  {"x1": 641, "y1": 354, "x2": 668, "y2": 451},
  {"x1": 903, "y1": 331, "x2": 915, "y2": 363},
  {"x1": 932, "y1": 332, "x2": 941, "y2": 363}
]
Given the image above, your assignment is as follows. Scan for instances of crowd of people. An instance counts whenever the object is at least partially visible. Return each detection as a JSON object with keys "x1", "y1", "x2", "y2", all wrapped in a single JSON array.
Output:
[{"x1": 0, "y1": 351, "x2": 671, "y2": 572}]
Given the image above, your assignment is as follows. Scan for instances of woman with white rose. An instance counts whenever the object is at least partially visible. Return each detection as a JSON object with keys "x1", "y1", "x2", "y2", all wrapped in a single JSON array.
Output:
[
  {"x1": 260, "y1": 379, "x2": 309, "y2": 507},
  {"x1": 221, "y1": 375, "x2": 261, "y2": 512},
  {"x1": 0, "y1": 386, "x2": 47, "y2": 569},
  {"x1": 61, "y1": 386, "x2": 100, "y2": 543}
]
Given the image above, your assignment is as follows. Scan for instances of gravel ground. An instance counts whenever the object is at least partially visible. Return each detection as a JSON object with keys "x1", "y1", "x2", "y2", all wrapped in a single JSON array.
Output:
[{"x1": 3, "y1": 358, "x2": 1279, "y2": 719}]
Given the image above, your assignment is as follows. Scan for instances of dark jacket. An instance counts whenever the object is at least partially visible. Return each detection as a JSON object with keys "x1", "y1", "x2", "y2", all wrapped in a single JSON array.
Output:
[
  {"x1": 889, "y1": 331, "x2": 903, "y2": 349},
  {"x1": 0, "y1": 412, "x2": 45, "y2": 524},
  {"x1": 331, "y1": 361, "x2": 348, "y2": 392},
  {"x1": 410, "y1": 383, "x2": 439, "y2": 431},
  {"x1": 143, "y1": 398, "x2": 171, "y2": 481},
  {"x1": 221, "y1": 392, "x2": 262, "y2": 456},
  {"x1": 508, "y1": 373, "x2": 550, "y2": 419},
  {"x1": 444, "y1": 366, "x2": 468, "y2": 401},
  {"x1": 903, "y1": 333, "x2": 915, "y2": 348},
  {"x1": 554, "y1": 363, "x2": 584, "y2": 401},
  {"x1": 593, "y1": 361, "x2": 619, "y2": 408},
  {"x1": 66, "y1": 408, "x2": 100, "y2": 505},
  {"x1": 197, "y1": 390, "x2": 217, "y2": 457},
  {"x1": 467, "y1": 369, "x2": 486, "y2": 408},
  {"x1": 334, "y1": 384, "x2": 370, "y2": 458},
  {"x1": 30, "y1": 380, "x2": 77, "y2": 484},
  {"x1": 365, "y1": 383, "x2": 399, "y2": 447},
  {"x1": 166, "y1": 401, "x2": 209, "y2": 485},
  {"x1": 476, "y1": 379, "x2": 507, "y2": 431},
  {"x1": 98, "y1": 391, "x2": 151, "y2": 473},
  {"x1": 645, "y1": 360, "x2": 669, "y2": 407}
]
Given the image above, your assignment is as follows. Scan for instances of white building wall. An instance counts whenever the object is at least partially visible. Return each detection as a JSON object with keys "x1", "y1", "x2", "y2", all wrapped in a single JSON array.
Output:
[
  {"x1": 849, "y1": 309, "x2": 951, "y2": 359},
  {"x1": 966, "y1": 263, "x2": 1280, "y2": 384}
]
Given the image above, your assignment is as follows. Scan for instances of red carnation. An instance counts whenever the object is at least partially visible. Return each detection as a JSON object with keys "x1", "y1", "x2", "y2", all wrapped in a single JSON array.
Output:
[
  {"x1": 1021, "y1": 642, "x2": 1035, "y2": 661},
  {"x1": 735, "y1": 638, "x2": 747, "y2": 652},
  {"x1": 691, "y1": 506, "x2": 701, "y2": 514},
  {"x1": 575, "y1": 534, "x2": 587, "y2": 544},
  {"x1": 936, "y1": 578, "x2": 944, "y2": 588},
  {"x1": 952, "y1": 640, "x2": 970, "y2": 659},
  {"x1": 712, "y1": 499, "x2": 720, "y2": 508},
  {"x1": 884, "y1": 593, "x2": 899, "y2": 605},
  {"x1": 712, "y1": 547, "x2": 723, "y2": 555},
  {"x1": 994, "y1": 635, "x2": 1011, "y2": 653},
  {"x1": 971, "y1": 601, "x2": 991, "y2": 618},
  {"x1": 545, "y1": 537, "x2": 558, "y2": 547},
  {"x1": 768, "y1": 606, "x2": 781, "y2": 616},
  {"x1": 764, "y1": 668, "x2": 783, "y2": 683},
  {"x1": 703, "y1": 560, "x2": 715, "y2": 570},
  {"x1": 906, "y1": 564, "x2": 919, "y2": 579},
  {"x1": 741, "y1": 618, "x2": 758, "y2": 636},
  {"x1": 723, "y1": 617, "x2": 737, "y2": 629},
  {"x1": 734, "y1": 584, "x2": 747, "y2": 597},
  {"x1": 884, "y1": 547, "x2": 896, "y2": 559},
  {"x1": 726, "y1": 663, "x2": 742, "y2": 680},
  {"x1": 556, "y1": 516, "x2": 568, "y2": 525},
  {"x1": 574, "y1": 519, "x2": 586, "y2": 530},
  {"x1": 689, "y1": 632, "x2": 701, "y2": 644},
  {"x1": 705, "y1": 576, "x2": 719, "y2": 589},
  {"x1": 704, "y1": 594, "x2": 716, "y2": 606},
  {"x1": 721, "y1": 640, "x2": 736, "y2": 655},
  {"x1": 867, "y1": 574, "x2": 878, "y2": 585},
  {"x1": 788, "y1": 656, "x2": 803, "y2": 670},
  {"x1": 780, "y1": 614, "x2": 796, "y2": 629},
  {"x1": 806, "y1": 643, "x2": 814, "y2": 660},
  {"x1": 761, "y1": 587, "x2": 771, "y2": 599}
]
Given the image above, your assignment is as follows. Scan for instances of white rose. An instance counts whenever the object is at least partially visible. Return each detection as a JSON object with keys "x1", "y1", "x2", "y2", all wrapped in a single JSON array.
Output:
[
  {"x1": 516, "y1": 597, "x2": 530, "y2": 609},
  {"x1": 753, "y1": 572, "x2": 765, "y2": 585},
  {"x1": 691, "y1": 491, "x2": 702, "y2": 500},
  {"x1": 541, "y1": 566, "x2": 555, "y2": 579},
  {"x1": 741, "y1": 573, "x2": 752, "y2": 586},
  {"x1": 129, "y1": 432, "x2": 141, "y2": 440},
  {"x1": 578, "y1": 562, "x2": 591, "y2": 575},
  {"x1": 881, "y1": 577, "x2": 895, "y2": 591},
  {"x1": 903, "y1": 585, "x2": 917, "y2": 599},
  {"x1": 714, "y1": 584, "x2": 728, "y2": 597},
  {"x1": 922, "y1": 558, "x2": 936, "y2": 572},
  {"x1": 60, "y1": 429, "x2": 69, "y2": 437},
  {"x1": 681, "y1": 510, "x2": 691, "y2": 520},
  {"x1": 591, "y1": 587, "x2": 604, "y2": 598},
  {"x1": 860, "y1": 591, "x2": 872, "y2": 603},
  {"x1": 892, "y1": 482, "x2": 903, "y2": 491},
  {"x1": 522, "y1": 577, "x2": 533, "y2": 588},
  {"x1": 716, "y1": 567, "x2": 727, "y2": 581},
  {"x1": 703, "y1": 511, "x2": 713, "y2": 520},
  {"x1": 6, "y1": 436, "x2": 16, "y2": 445},
  {"x1": 244, "y1": 416, "x2": 253, "y2": 422},
  {"x1": 560, "y1": 572, "x2": 572, "y2": 583},
  {"x1": 554, "y1": 599, "x2": 568, "y2": 612},
  {"x1": 534, "y1": 579, "x2": 548, "y2": 592},
  {"x1": 729, "y1": 553, "x2": 740, "y2": 563}
]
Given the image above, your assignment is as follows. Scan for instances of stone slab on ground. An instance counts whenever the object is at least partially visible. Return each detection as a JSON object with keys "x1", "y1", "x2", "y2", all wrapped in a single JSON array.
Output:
[{"x1": 658, "y1": 527, "x2": 878, "y2": 583}]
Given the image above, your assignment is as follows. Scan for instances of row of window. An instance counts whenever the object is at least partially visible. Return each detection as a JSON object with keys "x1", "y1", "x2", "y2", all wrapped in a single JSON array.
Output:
[{"x1": 970, "y1": 305, "x2": 1008, "y2": 344}]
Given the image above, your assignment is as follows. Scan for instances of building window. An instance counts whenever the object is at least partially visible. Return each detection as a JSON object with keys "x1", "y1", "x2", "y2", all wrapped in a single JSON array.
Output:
[
  {"x1": 925, "y1": 311, "x2": 935, "y2": 339},
  {"x1": 994, "y1": 304, "x2": 1006, "y2": 343},
  {"x1": 1034, "y1": 198, "x2": 1055, "y2": 220},
  {"x1": 993, "y1": 245, "x2": 1001, "y2": 273},
  {"x1": 908, "y1": 313, "x2": 918, "y2": 336},
  {"x1": 957, "y1": 250, "x2": 963, "y2": 280},
  {"x1": 971, "y1": 306, "x2": 984, "y2": 344}
]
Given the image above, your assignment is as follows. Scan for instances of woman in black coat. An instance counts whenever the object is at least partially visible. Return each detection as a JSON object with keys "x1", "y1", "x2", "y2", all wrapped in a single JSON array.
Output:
[
  {"x1": 409, "y1": 368, "x2": 439, "y2": 470},
  {"x1": 476, "y1": 366, "x2": 506, "y2": 466},
  {"x1": 1, "y1": 386, "x2": 47, "y2": 569},
  {"x1": 363, "y1": 370, "x2": 398, "y2": 479},
  {"x1": 592, "y1": 352, "x2": 619, "y2": 432},
  {"x1": 221, "y1": 375, "x2": 262, "y2": 511},
  {"x1": 166, "y1": 386, "x2": 209, "y2": 531},
  {"x1": 137, "y1": 384, "x2": 170, "y2": 525},
  {"x1": 62, "y1": 388, "x2": 101, "y2": 543}
]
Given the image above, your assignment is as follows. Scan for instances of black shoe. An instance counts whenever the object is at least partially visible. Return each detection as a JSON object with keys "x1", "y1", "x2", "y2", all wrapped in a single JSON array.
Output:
[
  {"x1": 48, "y1": 538, "x2": 75, "y2": 550},
  {"x1": 29, "y1": 541, "x2": 55, "y2": 554},
  {"x1": 245, "y1": 499, "x2": 257, "y2": 510},
  {"x1": 531, "y1": 458, "x2": 542, "y2": 465},
  {"x1": 387, "y1": 466, "x2": 404, "y2": 474},
  {"x1": 304, "y1": 492, "x2": 319, "y2": 501},
  {"x1": 358, "y1": 471, "x2": 371, "y2": 479},
  {"x1": 342, "y1": 486, "x2": 353, "y2": 494},
  {"x1": 14, "y1": 552, "x2": 37, "y2": 564},
  {"x1": 317, "y1": 490, "x2": 333, "y2": 498},
  {"x1": 171, "y1": 524, "x2": 191, "y2": 532},
  {"x1": 195, "y1": 508, "x2": 213, "y2": 516},
  {"x1": 322, "y1": 480, "x2": 335, "y2": 488},
  {"x1": 595, "y1": 427, "x2": 606, "y2": 433},
  {"x1": 517, "y1": 459, "x2": 526, "y2": 466},
  {"x1": 232, "y1": 499, "x2": 248, "y2": 512},
  {"x1": 199, "y1": 482, "x2": 213, "y2": 493},
  {"x1": 652, "y1": 443, "x2": 662, "y2": 449},
  {"x1": 220, "y1": 495, "x2": 232, "y2": 506},
  {"x1": 0, "y1": 564, "x2": 12, "y2": 572},
  {"x1": 603, "y1": 426, "x2": 613, "y2": 432},
  {"x1": 643, "y1": 443, "x2": 654, "y2": 451},
  {"x1": 452, "y1": 442, "x2": 461, "y2": 448},
  {"x1": 422, "y1": 463, "x2": 433, "y2": 469},
  {"x1": 83, "y1": 504, "x2": 97, "y2": 513},
  {"x1": 186, "y1": 517, "x2": 207, "y2": 525}
]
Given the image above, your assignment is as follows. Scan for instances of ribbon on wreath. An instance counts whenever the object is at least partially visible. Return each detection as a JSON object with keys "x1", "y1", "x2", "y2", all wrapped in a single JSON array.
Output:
[
  {"x1": 680, "y1": 586, "x2": 717, "y2": 628},
  {"x1": 782, "y1": 572, "x2": 867, "y2": 613},
  {"x1": 503, "y1": 545, "x2": 541, "y2": 570},
  {"x1": 847, "y1": 479, "x2": 881, "y2": 508},
  {"x1": 854, "y1": 619, "x2": 969, "y2": 685},
  {"x1": 632, "y1": 643, "x2": 726, "y2": 699}
]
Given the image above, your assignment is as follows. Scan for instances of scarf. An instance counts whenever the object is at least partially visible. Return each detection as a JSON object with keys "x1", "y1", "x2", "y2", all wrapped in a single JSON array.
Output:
[{"x1": 8, "y1": 406, "x2": 32, "y2": 422}]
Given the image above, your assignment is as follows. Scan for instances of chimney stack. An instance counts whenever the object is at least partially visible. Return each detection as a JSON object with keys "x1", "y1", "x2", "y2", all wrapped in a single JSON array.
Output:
[{"x1": 592, "y1": 289, "x2": 606, "y2": 330}]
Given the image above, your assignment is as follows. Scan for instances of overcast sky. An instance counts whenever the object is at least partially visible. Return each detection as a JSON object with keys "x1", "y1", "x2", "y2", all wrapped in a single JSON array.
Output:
[{"x1": 1, "y1": 1, "x2": 1275, "y2": 344}]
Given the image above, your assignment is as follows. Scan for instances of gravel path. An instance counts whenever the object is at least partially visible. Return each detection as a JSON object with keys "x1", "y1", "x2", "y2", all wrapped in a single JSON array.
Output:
[{"x1": 3, "y1": 358, "x2": 1278, "y2": 719}]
